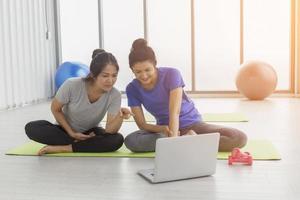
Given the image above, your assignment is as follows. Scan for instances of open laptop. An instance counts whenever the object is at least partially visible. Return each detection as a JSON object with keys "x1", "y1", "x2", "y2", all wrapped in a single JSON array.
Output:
[{"x1": 138, "y1": 132, "x2": 220, "y2": 183}]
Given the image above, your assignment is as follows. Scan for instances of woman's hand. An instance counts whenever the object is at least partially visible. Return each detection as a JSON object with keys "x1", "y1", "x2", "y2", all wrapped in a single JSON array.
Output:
[
  {"x1": 119, "y1": 107, "x2": 134, "y2": 120},
  {"x1": 184, "y1": 130, "x2": 197, "y2": 136},
  {"x1": 163, "y1": 126, "x2": 180, "y2": 137},
  {"x1": 69, "y1": 132, "x2": 95, "y2": 141},
  {"x1": 105, "y1": 108, "x2": 134, "y2": 134}
]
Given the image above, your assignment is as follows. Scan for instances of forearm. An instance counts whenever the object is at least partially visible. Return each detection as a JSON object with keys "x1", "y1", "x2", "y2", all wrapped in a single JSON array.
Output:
[
  {"x1": 105, "y1": 115, "x2": 123, "y2": 134},
  {"x1": 141, "y1": 123, "x2": 167, "y2": 134},
  {"x1": 52, "y1": 111, "x2": 74, "y2": 135},
  {"x1": 169, "y1": 114, "x2": 180, "y2": 137},
  {"x1": 168, "y1": 87, "x2": 183, "y2": 137}
]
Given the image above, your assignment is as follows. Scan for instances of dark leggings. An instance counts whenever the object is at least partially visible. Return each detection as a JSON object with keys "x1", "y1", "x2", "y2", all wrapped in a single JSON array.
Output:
[{"x1": 25, "y1": 120, "x2": 124, "y2": 152}]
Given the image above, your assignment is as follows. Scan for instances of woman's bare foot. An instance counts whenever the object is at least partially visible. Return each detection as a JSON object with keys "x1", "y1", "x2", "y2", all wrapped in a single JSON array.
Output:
[
  {"x1": 38, "y1": 145, "x2": 72, "y2": 155},
  {"x1": 185, "y1": 130, "x2": 197, "y2": 136}
]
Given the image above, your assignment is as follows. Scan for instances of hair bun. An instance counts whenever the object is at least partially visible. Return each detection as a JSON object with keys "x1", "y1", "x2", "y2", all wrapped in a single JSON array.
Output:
[
  {"x1": 92, "y1": 49, "x2": 106, "y2": 59},
  {"x1": 131, "y1": 38, "x2": 147, "y2": 52}
]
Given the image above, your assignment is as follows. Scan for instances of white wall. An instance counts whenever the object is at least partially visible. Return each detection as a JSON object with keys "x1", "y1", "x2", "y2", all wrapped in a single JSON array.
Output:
[
  {"x1": 59, "y1": 0, "x2": 99, "y2": 66},
  {"x1": 102, "y1": 0, "x2": 144, "y2": 91},
  {"x1": 195, "y1": 0, "x2": 240, "y2": 91},
  {"x1": 244, "y1": 0, "x2": 290, "y2": 90},
  {"x1": 58, "y1": 0, "x2": 291, "y2": 92},
  {"x1": 147, "y1": 0, "x2": 192, "y2": 90}
]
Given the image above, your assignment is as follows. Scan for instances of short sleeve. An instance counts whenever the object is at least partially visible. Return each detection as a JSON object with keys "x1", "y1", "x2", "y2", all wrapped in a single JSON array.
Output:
[
  {"x1": 107, "y1": 89, "x2": 121, "y2": 115},
  {"x1": 126, "y1": 83, "x2": 141, "y2": 107},
  {"x1": 55, "y1": 80, "x2": 72, "y2": 104},
  {"x1": 165, "y1": 68, "x2": 185, "y2": 91}
]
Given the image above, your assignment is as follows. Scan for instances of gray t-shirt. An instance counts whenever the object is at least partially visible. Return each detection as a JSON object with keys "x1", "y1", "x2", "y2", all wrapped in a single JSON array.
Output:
[{"x1": 55, "y1": 77, "x2": 121, "y2": 132}]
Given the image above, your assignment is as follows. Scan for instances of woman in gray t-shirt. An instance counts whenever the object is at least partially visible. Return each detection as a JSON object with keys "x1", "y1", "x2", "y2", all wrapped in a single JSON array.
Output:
[{"x1": 25, "y1": 49, "x2": 132, "y2": 155}]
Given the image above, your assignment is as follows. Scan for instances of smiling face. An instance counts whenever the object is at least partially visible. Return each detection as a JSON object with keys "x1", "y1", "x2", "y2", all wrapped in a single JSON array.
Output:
[
  {"x1": 131, "y1": 60, "x2": 157, "y2": 87},
  {"x1": 94, "y1": 64, "x2": 118, "y2": 92}
]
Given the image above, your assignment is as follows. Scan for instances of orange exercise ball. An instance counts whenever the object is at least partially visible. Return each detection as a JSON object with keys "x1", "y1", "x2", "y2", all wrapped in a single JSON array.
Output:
[{"x1": 236, "y1": 61, "x2": 277, "y2": 100}]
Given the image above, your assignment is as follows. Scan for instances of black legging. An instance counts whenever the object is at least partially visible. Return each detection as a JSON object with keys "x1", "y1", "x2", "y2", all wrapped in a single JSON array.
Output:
[{"x1": 25, "y1": 120, "x2": 124, "y2": 152}]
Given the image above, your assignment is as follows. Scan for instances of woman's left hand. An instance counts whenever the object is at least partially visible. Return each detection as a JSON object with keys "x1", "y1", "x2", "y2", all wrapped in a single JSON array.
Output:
[
  {"x1": 119, "y1": 107, "x2": 134, "y2": 120},
  {"x1": 163, "y1": 126, "x2": 180, "y2": 137}
]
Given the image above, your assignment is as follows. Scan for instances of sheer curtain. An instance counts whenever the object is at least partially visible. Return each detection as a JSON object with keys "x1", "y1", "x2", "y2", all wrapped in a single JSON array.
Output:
[{"x1": 0, "y1": 0, "x2": 57, "y2": 110}]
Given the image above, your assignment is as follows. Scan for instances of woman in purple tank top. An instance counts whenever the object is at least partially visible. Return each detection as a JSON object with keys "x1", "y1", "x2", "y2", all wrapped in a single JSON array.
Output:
[{"x1": 124, "y1": 38, "x2": 247, "y2": 152}]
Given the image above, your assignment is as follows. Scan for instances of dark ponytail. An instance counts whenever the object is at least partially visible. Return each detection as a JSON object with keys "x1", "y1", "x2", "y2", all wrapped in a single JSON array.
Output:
[
  {"x1": 84, "y1": 49, "x2": 119, "y2": 82},
  {"x1": 128, "y1": 38, "x2": 157, "y2": 68}
]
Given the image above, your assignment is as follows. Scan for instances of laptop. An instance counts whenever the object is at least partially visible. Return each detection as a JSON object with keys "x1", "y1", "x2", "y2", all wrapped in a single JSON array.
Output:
[{"x1": 138, "y1": 132, "x2": 220, "y2": 183}]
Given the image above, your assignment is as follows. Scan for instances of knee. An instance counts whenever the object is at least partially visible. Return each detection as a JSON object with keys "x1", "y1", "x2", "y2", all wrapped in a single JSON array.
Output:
[
  {"x1": 124, "y1": 132, "x2": 150, "y2": 152},
  {"x1": 110, "y1": 133, "x2": 124, "y2": 151},
  {"x1": 25, "y1": 121, "x2": 38, "y2": 139},
  {"x1": 124, "y1": 133, "x2": 138, "y2": 152},
  {"x1": 25, "y1": 120, "x2": 48, "y2": 140},
  {"x1": 219, "y1": 128, "x2": 247, "y2": 151},
  {"x1": 124, "y1": 132, "x2": 164, "y2": 152},
  {"x1": 237, "y1": 131, "x2": 248, "y2": 148}
]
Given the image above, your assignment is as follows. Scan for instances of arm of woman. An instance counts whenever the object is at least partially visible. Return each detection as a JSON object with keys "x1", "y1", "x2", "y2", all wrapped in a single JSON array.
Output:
[
  {"x1": 105, "y1": 108, "x2": 133, "y2": 134},
  {"x1": 131, "y1": 106, "x2": 169, "y2": 136},
  {"x1": 168, "y1": 87, "x2": 183, "y2": 137},
  {"x1": 51, "y1": 98, "x2": 92, "y2": 140},
  {"x1": 51, "y1": 98, "x2": 75, "y2": 135},
  {"x1": 105, "y1": 113, "x2": 122, "y2": 134}
]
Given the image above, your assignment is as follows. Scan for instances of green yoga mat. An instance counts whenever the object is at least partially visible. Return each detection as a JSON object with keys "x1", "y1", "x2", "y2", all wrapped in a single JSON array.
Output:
[
  {"x1": 202, "y1": 113, "x2": 248, "y2": 122},
  {"x1": 105, "y1": 112, "x2": 249, "y2": 123},
  {"x1": 6, "y1": 139, "x2": 280, "y2": 160}
]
